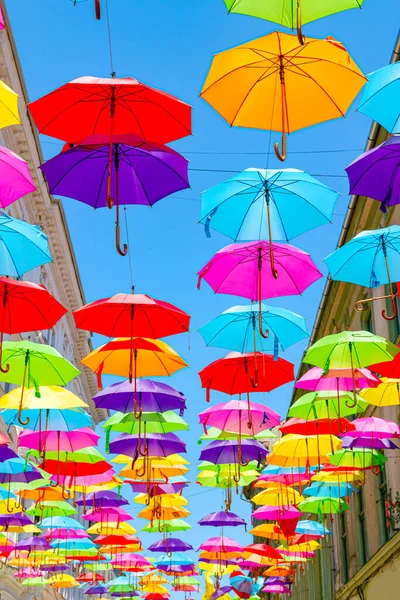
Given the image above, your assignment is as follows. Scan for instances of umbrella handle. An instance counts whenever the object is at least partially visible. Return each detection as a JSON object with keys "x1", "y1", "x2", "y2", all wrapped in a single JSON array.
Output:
[
  {"x1": 382, "y1": 293, "x2": 398, "y2": 321},
  {"x1": 17, "y1": 358, "x2": 29, "y2": 426},
  {"x1": 372, "y1": 465, "x2": 381, "y2": 476},
  {"x1": 258, "y1": 304, "x2": 270, "y2": 340},
  {"x1": 274, "y1": 133, "x2": 287, "y2": 162},
  {"x1": 95, "y1": 0, "x2": 101, "y2": 19},
  {"x1": 250, "y1": 368, "x2": 258, "y2": 389},
  {"x1": 296, "y1": 1, "x2": 305, "y2": 45},
  {"x1": 116, "y1": 222, "x2": 128, "y2": 257}
]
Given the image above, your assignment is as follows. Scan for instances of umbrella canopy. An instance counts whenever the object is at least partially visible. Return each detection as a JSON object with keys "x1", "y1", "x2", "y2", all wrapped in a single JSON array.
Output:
[
  {"x1": 298, "y1": 496, "x2": 349, "y2": 514},
  {"x1": 148, "y1": 538, "x2": 193, "y2": 553},
  {"x1": 0, "y1": 385, "x2": 88, "y2": 411},
  {"x1": 199, "y1": 352, "x2": 294, "y2": 399},
  {"x1": 198, "y1": 303, "x2": 308, "y2": 354},
  {"x1": 41, "y1": 133, "x2": 189, "y2": 208},
  {"x1": 199, "y1": 399, "x2": 280, "y2": 433},
  {"x1": 104, "y1": 410, "x2": 188, "y2": 436},
  {"x1": 303, "y1": 482, "x2": 354, "y2": 498},
  {"x1": 345, "y1": 416, "x2": 400, "y2": 439},
  {"x1": 109, "y1": 432, "x2": 186, "y2": 458},
  {"x1": 357, "y1": 62, "x2": 400, "y2": 133},
  {"x1": 18, "y1": 427, "x2": 100, "y2": 453},
  {"x1": 0, "y1": 147, "x2": 35, "y2": 209},
  {"x1": 360, "y1": 378, "x2": 400, "y2": 407},
  {"x1": 288, "y1": 390, "x2": 368, "y2": 420},
  {"x1": 75, "y1": 490, "x2": 128, "y2": 508},
  {"x1": 280, "y1": 417, "x2": 355, "y2": 436},
  {"x1": 0, "y1": 212, "x2": 52, "y2": 278},
  {"x1": 0, "y1": 79, "x2": 21, "y2": 127},
  {"x1": 199, "y1": 168, "x2": 338, "y2": 241},
  {"x1": 200, "y1": 31, "x2": 365, "y2": 160},
  {"x1": 93, "y1": 379, "x2": 187, "y2": 414},
  {"x1": 295, "y1": 366, "x2": 381, "y2": 392},
  {"x1": 1, "y1": 407, "x2": 91, "y2": 432},
  {"x1": 141, "y1": 519, "x2": 191, "y2": 533},
  {"x1": 199, "y1": 439, "x2": 267, "y2": 467},
  {"x1": 370, "y1": 347, "x2": 400, "y2": 378}
]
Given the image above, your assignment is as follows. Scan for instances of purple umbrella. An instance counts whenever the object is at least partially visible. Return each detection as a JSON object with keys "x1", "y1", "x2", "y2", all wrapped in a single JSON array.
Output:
[
  {"x1": 129, "y1": 481, "x2": 188, "y2": 495},
  {"x1": 0, "y1": 471, "x2": 43, "y2": 485},
  {"x1": 93, "y1": 379, "x2": 187, "y2": 414},
  {"x1": 40, "y1": 133, "x2": 189, "y2": 255},
  {"x1": 111, "y1": 594, "x2": 139, "y2": 598},
  {"x1": 0, "y1": 513, "x2": 35, "y2": 527},
  {"x1": 41, "y1": 565, "x2": 68, "y2": 572},
  {"x1": 75, "y1": 490, "x2": 128, "y2": 508},
  {"x1": 199, "y1": 439, "x2": 267, "y2": 468},
  {"x1": 84, "y1": 585, "x2": 108, "y2": 595},
  {"x1": 212, "y1": 586, "x2": 234, "y2": 600},
  {"x1": 109, "y1": 432, "x2": 186, "y2": 458},
  {"x1": 0, "y1": 446, "x2": 18, "y2": 461},
  {"x1": 346, "y1": 135, "x2": 400, "y2": 213},
  {"x1": 16, "y1": 537, "x2": 50, "y2": 551},
  {"x1": 148, "y1": 537, "x2": 193, "y2": 553},
  {"x1": 198, "y1": 511, "x2": 247, "y2": 528},
  {"x1": 341, "y1": 436, "x2": 399, "y2": 450}
]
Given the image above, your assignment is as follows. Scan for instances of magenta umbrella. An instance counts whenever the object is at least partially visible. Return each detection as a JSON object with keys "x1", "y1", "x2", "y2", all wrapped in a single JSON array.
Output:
[
  {"x1": 82, "y1": 506, "x2": 133, "y2": 522},
  {"x1": 295, "y1": 367, "x2": 381, "y2": 392},
  {"x1": 44, "y1": 528, "x2": 90, "y2": 540},
  {"x1": 197, "y1": 241, "x2": 321, "y2": 337},
  {"x1": 345, "y1": 416, "x2": 400, "y2": 439},
  {"x1": 0, "y1": 146, "x2": 36, "y2": 208},
  {"x1": 18, "y1": 427, "x2": 100, "y2": 453},
  {"x1": 252, "y1": 505, "x2": 301, "y2": 521},
  {"x1": 199, "y1": 537, "x2": 243, "y2": 553},
  {"x1": 57, "y1": 469, "x2": 116, "y2": 488},
  {"x1": 199, "y1": 400, "x2": 280, "y2": 435}
]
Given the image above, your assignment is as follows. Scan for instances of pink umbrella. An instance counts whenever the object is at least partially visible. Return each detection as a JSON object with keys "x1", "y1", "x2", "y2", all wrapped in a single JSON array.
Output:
[
  {"x1": 57, "y1": 469, "x2": 116, "y2": 488},
  {"x1": 197, "y1": 241, "x2": 322, "y2": 336},
  {"x1": 198, "y1": 537, "x2": 244, "y2": 553},
  {"x1": 111, "y1": 554, "x2": 152, "y2": 568},
  {"x1": 262, "y1": 583, "x2": 292, "y2": 594},
  {"x1": 0, "y1": 146, "x2": 36, "y2": 208},
  {"x1": 295, "y1": 367, "x2": 381, "y2": 392},
  {"x1": 199, "y1": 400, "x2": 280, "y2": 434},
  {"x1": 0, "y1": 7, "x2": 5, "y2": 30},
  {"x1": 346, "y1": 416, "x2": 400, "y2": 439},
  {"x1": 14, "y1": 568, "x2": 43, "y2": 579},
  {"x1": 254, "y1": 472, "x2": 313, "y2": 486},
  {"x1": 18, "y1": 427, "x2": 100, "y2": 453},
  {"x1": 44, "y1": 528, "x2": 90, "y2": 540},
  {"x1": 252, "y1": 505, "x2": 301, "y2": 521},
  {"x1": 82, "y1": 506, "x2": 133, "y2": 522}
]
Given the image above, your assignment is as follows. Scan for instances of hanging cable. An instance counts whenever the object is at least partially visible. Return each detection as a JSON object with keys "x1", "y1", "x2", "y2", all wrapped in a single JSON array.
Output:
[
  {"x1": 105, "y1": 0, "x2": 114, "y2": 76},
  {"x1": 124, "y1": 207, "x2": 134, "y2": 290}
]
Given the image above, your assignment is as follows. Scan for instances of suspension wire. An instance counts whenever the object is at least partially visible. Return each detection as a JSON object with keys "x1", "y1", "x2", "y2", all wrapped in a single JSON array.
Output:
[
  {"x1": 105, "y1": 0, "x2": 114, "y2": 75},
  {"x1": 124, "y1": 207, "x2": 134, "y2": 290}
]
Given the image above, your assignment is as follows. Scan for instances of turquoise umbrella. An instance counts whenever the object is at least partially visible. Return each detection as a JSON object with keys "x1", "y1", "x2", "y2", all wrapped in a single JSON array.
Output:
[
  {"x1": 302, "y1": 482, "x2": 355, "y2": 498},
  {"x1": 200, "y1": 168, "x2": 338, "y2": 242},
  {"x1": 1, "y1": 408, "x2": 91, "y2": 431},
  {"x1": 198, "y1": 303, "x2": 308, "y2": 355},
  {"x1": 358, "y1": 62, "x2": 400, "y2": 133},
  {"x1": 324, "y1": 225, "x2": 400, "y2": 319},
  {"x1": 0, "y1": 211, "x2": 52, "y2": 277},
  {"x1": 40, "y1": 516, "x2": 86, "y2": 530}
]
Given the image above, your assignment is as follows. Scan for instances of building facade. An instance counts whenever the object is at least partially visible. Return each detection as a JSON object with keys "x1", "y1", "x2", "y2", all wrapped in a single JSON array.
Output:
[
  {"x1": 289, "y1": 31, "x2": 400, "y2": 600},
  {"x1": 0, "y1": 3, "x2": 105, "y2": 599}
]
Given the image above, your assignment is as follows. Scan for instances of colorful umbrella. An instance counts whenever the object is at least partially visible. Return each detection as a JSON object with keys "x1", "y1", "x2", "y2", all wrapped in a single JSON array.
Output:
[
  {"x1": 288, "y1": 390, "x2": 368, "y2": 420},
  {"x1": 295, "y1": 366, "x2": 381, "y2": 392},
  {"x1": 360, "y1": 378, "x2": 400, "y2": 407},
  {"x1": 357, "y1": 62, "x2": 400, "y2": 133},
  {"x1": 18, "y1": 427, "x2": 100, "y2": 454},
  {"x1": 93, "y1": 379, "x2": 187, "y2": 414},
  {"x1": 0, "y1": 147, "x2": 35, "y2": 209},
  {"x1": 199, "y1": 168, "x2": 338, "y2": 241},
  {"x1": 0, "y1": 385, "x2": 88, "y2": 411},
  {"x1": 109, "y1": 432, "x2": 186, "y2": 459},
  {"x1": 297, "y1": 496, "x2": 349, "y2": 514},
  {"x1": 199, "y1": 399, "x2": 280, "y2": 434},
  {"x1": 200, "y1": 32, "x2": 365, "y2": 160}
]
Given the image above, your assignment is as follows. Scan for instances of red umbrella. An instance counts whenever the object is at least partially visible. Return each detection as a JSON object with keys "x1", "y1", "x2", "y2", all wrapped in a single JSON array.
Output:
[
  {"x1": 243, "y1": 544, "x2": 283, "y2": 560},
  {"x1": 0, "y1": 278, "x2": 67, "y2": 372},
  {"x1": 370, "y1": 346, "x2": 400, "y2": 378},
  {"x1": 199, "y1": 351, "x2": 294, "y2": 401},
  {"x1": 76, "y1": 572, "x2": 105, "y2": 582},
  {"x1": 280, "y1": 418, "x2": 355, "y2": 436}
]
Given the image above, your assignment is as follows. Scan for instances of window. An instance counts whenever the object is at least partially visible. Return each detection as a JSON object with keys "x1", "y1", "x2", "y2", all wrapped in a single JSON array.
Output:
[
  {"x1": 375, "y1": 467, "x2": 390, "y2": 545},
  {"x1": 339, "y1": 513, "x2": 349, "y2": 584},
  {"x1": 356, "y1": 488, "x2": 368, "y2": 567}
]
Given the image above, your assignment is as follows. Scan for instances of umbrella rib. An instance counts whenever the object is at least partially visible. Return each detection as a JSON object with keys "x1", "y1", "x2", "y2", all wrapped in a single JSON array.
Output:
[
  {"x1": 231, "y1": 66, "x2": 280, "y2": 128},
  {"x1": 200, "y1": 56, "x2": 277, "y2": 97}
]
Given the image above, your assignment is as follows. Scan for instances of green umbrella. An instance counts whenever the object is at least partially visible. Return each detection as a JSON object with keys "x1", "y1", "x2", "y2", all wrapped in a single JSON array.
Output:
[
  {"x1": 142, "y1": 519, "x2": 191, "y2": 533},
  {"x1": 0, "y1": 340, "x2": 80, "y2": 426},
  {"x1": 21, "y1": 577, "x2": 49, "y2": 587},
  {"x1": 198, "y1": 427, "x2": 277, "y2": 443},
  {"x1": 104, "y1": 410, "x2": 188, "y2": 437},
  {"x1": 288, "y1": 391, "x2": 368, "y2": 421},
  {"x1": 329, "y1": 448, "x2": 387, "y2": 471},
  {"x1": 85, "y1": 562, "x2": 114, "y2": 572},
  {"x1": 298, "y1": 496, "x2": 349, "y2": 515},
  {"x1": 224, "y1": 0, "x2": 364, "y2": 43},
  {"x1": 30, "y1": 447, "x2": 105, "y2": 464},
  {"x1": 198, "y1": 460, "x2": 261, "y2": 471},
  {"x1": 26, "y1": 500, "x2": 77, "y2": 518}
]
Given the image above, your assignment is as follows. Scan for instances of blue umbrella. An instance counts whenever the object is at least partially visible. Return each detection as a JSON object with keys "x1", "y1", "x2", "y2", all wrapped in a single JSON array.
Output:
[
  {"x1": 200, "y1": 168, "x2": 338, "y2": 242},
  {"x1": 303, "y1": 482, "x2": 355, "y2": 498},
  {"x1": 358, "y1": 62, "x2": 400, "y2": 134},
  {"x1": 0, "y1": 211, "x2": 52, "y2": 277},
  {"x1": 198, "y1": 303, "x2": 308, "y2": 356},
  {"x1": 295, "y1": 520, "x2": 330, "y2": 536},
  {"x1": 41, "y1": 516, "x2": 86, "y2": 530},
  {"x1": 324, "y1": 225, "x2": 400, "y2": 320},
  {"x1": 1, "y1": 408, "x2": 91, "y2": 431}
]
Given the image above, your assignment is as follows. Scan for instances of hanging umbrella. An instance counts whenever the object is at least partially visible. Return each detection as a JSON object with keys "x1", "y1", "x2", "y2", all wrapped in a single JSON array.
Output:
[
  {"x1": 0, "y1": 147, "x2": 35, "y2": 208},
  {"x1": 199, "y1": 399, "x2": 280, "y2": 434},
  {"x1": 200, "y1": 168, "x2": 338, "y2": 241},
  {"x1": 357, "y1": 62, "x2": 400, "y2": 134},
  {"x1": 25, "y1": 501, "x2": 77, "y2": 518},
  {"x1": 93, "y1": 378, "x2": 187, "y2": 414},
  {"x1": 104, "y1": 411, "x2": 188, "y2": 438},
  {"x1": 148, "y1": 538, "x2": 193, "y2": 553},
  {"x1": 328, "y1": 448, "x2": 387, "y2": 472},
  {"x1": 295, "y1": 366, "x2": 381, "y2": 392},
  {"x1": 267, "y1": 433, "x2": 342, "y2": 467},
  {"x1": 325, "y1": 226, "x2": 400, "y2": 319},
  {"x1": 341, "y1": 436, "x2": 398, "y2": 450},
  {"x1": 0, "y1": 340, "x2": 80, "y2": 425},
  {"x1": 41, "y1": 134, "x2": 189, "y2": 254},
  {"x1": 199, "y1": 352, "x2": 294, "y2": 398},
  {"x1": 297, "y1": 496, "x2": 349, "y2": 514},
  {"x1": 0, "y1": 278, "x2": 67, "y2": 372},
  {"x1": 75, "y1": 490, "x2": 129, "y2": 508},
  {"x1": 0, "y1": 212, "x2": 52, "y2": 278},
  {"x1": 48, "y1": 574, "x2": 80, "y2": 588},
  {"x1": 295, "y1": 520, "x2": 330, "y2": 537},
  {"x1": 141, "y1": 519, "x2": 191, "y2": 533},
  {"x1": 0, "y1": 385, "x2": 88, "y2": 411},
  {"x1": 81, "y1": 337, "x2": 187, "y2": 392},
  {"x1": 198, "y1": 241, "x2": 322, "y2": 326},
  {"x1": 198, "y1": 303, "x2": 308, "y2": 356},
  {"x1": 109, "y1": 432, "x2": 186, "y2": 459},
  {"x1": 370, "y1": 348, "x2": 400, "y2": 378},
  {"x1": 0, "y1": 79, "x2": 21, "y2": 128},
  {"x1": 288, "y1": 390, "x2": 368, "y2": 420},
  {"x1": 83, "y1": 585, "x2": 108, "y2": 595},
  {"x1": 1, "y1": 407, "x2": 91, "y2": 432},
  {"x1": 18, "y1": 427, "x2": 100, "y2": 455},
  {"x1": 199, "y1": 439, "x2": 267, "y2": 484},
  {"x1": 360, "y1": 378, "x2": 400, "y2": 407},
  {"x1": 200, "y1": 31, "x2": 365, "y2": 160},
  {"x1": 345, "y1": 416, "x2": 400, "y2": 439},
  {"x1": 280, "y1": 417, "x2": 355, "y2": 436},
  {"x1": 302, "y1": 482, "x2": 354, "y2": 498}
]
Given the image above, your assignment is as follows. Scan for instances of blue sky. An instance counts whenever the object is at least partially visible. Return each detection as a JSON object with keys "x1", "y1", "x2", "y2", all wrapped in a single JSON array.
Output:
[{"x1": 5, "y1": 0, "x2": 400, "y2": 589}]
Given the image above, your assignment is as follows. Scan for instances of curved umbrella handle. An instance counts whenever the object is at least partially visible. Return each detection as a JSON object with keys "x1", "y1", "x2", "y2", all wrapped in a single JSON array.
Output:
[
  {"x1": 274, "y1": 133, "x2": 287, "y2": 162},
  {"x1": 296, "y1": 0, "x2": 305, "y2": 45},
  {"x1": 95, "y1": 0, "x2": 101, "y2": 20},
  {"x1": 116, "y1": 223, "x2": 128, "y2": 256},
  {"x1": 250, "y1": 368, "x2": 258, "y2": 389},
  {"x1": 382, "y1": 294, "x2": 398, "y2": 321}
]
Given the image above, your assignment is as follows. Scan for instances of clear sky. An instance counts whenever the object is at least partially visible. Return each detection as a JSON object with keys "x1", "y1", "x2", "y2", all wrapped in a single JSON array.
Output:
[{"x1": 5, "y1": 0, "x2": 400, "y2": 592}]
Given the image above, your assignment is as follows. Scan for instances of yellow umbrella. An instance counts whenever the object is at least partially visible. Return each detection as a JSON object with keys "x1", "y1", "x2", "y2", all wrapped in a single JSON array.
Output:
[
  {"x1": 200, "y1": 550, "x2": 242, "y2": 560},
  {"x1": 139, "y1": 575, "x2": 169, "y2": 585},
  {"x1": 121, "y1": 464, "x2": 189, "y2": 479},
  {"x1": 312, "y1": 470, "x2": 363, "y2": 483},
  {"x1": 252, "y1": 485, "x2": 303, "y2": 506},
  {"x1": 72, "y1": 478, "x2": 124, "y2": 494},
  {"x1": 87, "y1": 522, "x2": 137, "y2": 535},
  {"x1": 134, "y1": 493, "x2": 188, "y2": 507},
  {"x1": 267, "y1": 433, "x2": 341, "y2": 467},
  {"x1": 141, "y1": 584, "x2": 169, "y2": 594},
  {"x1": 360, "y1": 378, "x2": 400, "y2": 407},
  {"x1": 199, "y1": 562, "x2": 237, "y2": 575},
  {"x1": 49, "y1": 574, "x2": 79, "y2": 589},
  {"x1": 113, "y1": 453, "x2": 189, "y2": 466},
  {"x1": 0, "y1": 499, "x2": 23, "y2": 514},
  {"x1": 287, "y1": 541, "x2": 321, "y2": 553},
  {"x1": 81, "y1": 337, "x2": 187, "y2": 388},
  {"x1": 200, "y1": 31, "x2": 366, "y2": 160},
  {"x1": 138, "y1": 506, "x2": 190, "y2": 520},
  {"x1": 0, "y1": 524, "x2": 41, "y2": 534},
  {"x1": 0, "y1": 385, "x2": 88, "y2": 410},
  {"x1": 0, "y1": 80, "x2": 21, "y2": 128}
]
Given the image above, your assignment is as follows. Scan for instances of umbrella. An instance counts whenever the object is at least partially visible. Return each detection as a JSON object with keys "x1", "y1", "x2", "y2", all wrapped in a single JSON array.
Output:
[
  {"x1": 148, "y1": 538, "x2": 193, "y2": 553},
  {"x1": 199, "y1": 439, "x2": 267, "y2": 480},
  {"x1": 279, "y1": 417, "x2": 355, "y2": 436},
  {"x1": 41, "y1": 134, "x2": 189, "y2": 254},
  {"x1": 0, "y1": 385, "x2": 88, "y2": 411},
  {"x1": 0, "y1": 78, "x2": 21, "y2": 128},
  {"x1": 83, "y1": 585, "x2": 108, "y2": 595},
  {"x1": 302, "y1": 482, "x2": 354, "y2": 498},
  {"x1": 109, "y1": 432, "x2": 186, "y2": 460},
  {"x1": 341, "y1": 436, "x2": 398, "y2": 450},
  {"x1": 295, "y1": 366, "x2": 381, "y2": 392},
  {"x1": 93, "y1": 379, "x2": 187, "y2": 414},
  {"x1": 199, "y1": 352, "x2": 294, "y2": 398},
  {"x1": 48, "y1": 574, "x2": 80, "y2": 588},
  {"x1": 345, "y1": 416, "x2": 400, "y2": 439},
  {"x1": 81, "y1": 337, "x2": 187, "y2": 392},
  {"x1": 267, "y1": 433, "x2": 342, "y2": 467},
  {"x1": 1, "y1": 407, "x2": 91, "y2": 432},
  {"x1": 0, "y1": 212, "x2": 52, "y2": 277},
  {"x1": 198, "y1": 241, "x2": 322, "y2": 325},
  {"x1": 0, "y1": 340, "x2": 80, "y2": 425},
  {"x1": 357, "y1": 61, "x2": 400, "y2": 133},
  {"x1": 199, "y1": 399, "x2": 280, "y2": 434},
  {"x1": 75, "y1": 490, "x2": 129, "y2": 508},
  {"x1": 198, "y1": 303, "x2": 308, "y2": 355},
  {"x1": 18, "y1": 427, "x2": 99, "y2": 455},
  {"x1": 0, "y1": 146, "x2": 35, "y2": 208},
  {"x1": 360, "y1": 378, "x2": 400, "y2": 407},
  {"x1": 324, "y1": 226, "x2": 400, "y2": 319},
  {"x1": 297, "y1": 496, "x2": 349, "y2": 515},
  {"x1": 200, "y1": 31, "x2": 365, "y2": 160},
  {"x1": 141, "y1": 519, "x2": 191, "y2": 533},
  {"x1": 288, "y1": 390, "x2": 368, "y2": 420},
  {"x1": 199, "y1": 168, "x2": 338, "y2": 242},
  {"x1": 295, "y1": 520, "x2": 330, "y2": 537},
  {"x1": 329, "y1": 448, "x2": 386, "y2": 472},
  {"x1": 25, "y1": 500, "x2": 77, "y2": 518},
  {"x1": 0, "y1": 278, "x2": 67, "y2": 371},
  {"x1": 346, "y1": 135, "x2": 400, "y2": 214},
  {"x1": 103, "y1": 411, "x2": 188, "y2": 439}
]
